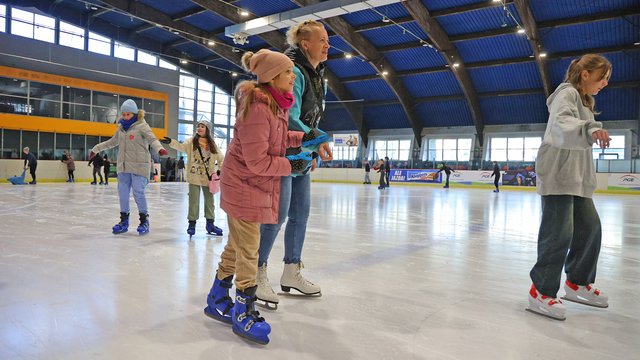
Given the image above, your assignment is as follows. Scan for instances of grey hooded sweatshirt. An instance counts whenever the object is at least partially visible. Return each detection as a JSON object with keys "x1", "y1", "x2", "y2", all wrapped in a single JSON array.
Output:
[
  {"x1": 91, "y1": 111, "x2": 164, "y2": 178},
  {"x1": 535, "y1": 83, "x2": 603, "y2": 198}
]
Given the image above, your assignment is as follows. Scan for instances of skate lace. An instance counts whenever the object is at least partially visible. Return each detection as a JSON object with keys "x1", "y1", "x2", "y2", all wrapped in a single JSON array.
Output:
[{"x1": 295, "y1": 262, "x2": 316, "y2": 286}]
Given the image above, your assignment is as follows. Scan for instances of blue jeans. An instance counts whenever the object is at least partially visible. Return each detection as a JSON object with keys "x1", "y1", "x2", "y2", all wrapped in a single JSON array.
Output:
[
  {"x1": 258, "y1": 174, "x2": 311, "y2": 265},
  {"x1": 530, "y1": 195, "x2": 602, "y2": 297},
  {"x1": 117, "y1": 172, "x2": 149, "y2": 214}
]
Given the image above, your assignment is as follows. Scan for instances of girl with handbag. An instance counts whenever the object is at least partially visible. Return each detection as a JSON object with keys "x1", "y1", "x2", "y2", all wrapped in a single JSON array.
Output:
[{"x1": 161, "y1": 120, "x2": 224, "y2": 236}]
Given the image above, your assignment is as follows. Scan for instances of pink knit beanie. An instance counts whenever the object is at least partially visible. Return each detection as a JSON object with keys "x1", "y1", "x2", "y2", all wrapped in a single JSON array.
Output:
[{"x1": 248, "y1": 49, "x2": 293, "y2": 83}]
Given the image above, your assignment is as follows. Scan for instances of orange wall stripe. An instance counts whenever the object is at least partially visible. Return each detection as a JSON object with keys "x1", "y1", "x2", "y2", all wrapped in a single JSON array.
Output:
[{"x1": 0, "y1": 65, "x2": 169, "y2": 138}]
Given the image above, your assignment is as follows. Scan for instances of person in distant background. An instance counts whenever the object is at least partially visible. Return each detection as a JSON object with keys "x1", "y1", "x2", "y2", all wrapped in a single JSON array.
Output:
[
  {"x1": 491, "y1": 161, "x2": 501, "y2": 193},
  {"x1": 436, "y1": 162, "x2": 455, "y2": 189},
  {"x1": 103, "y1": 154, "x2": 111, "y2": 185},
  {"x1": 363, "y1": 161, "x2": 371, "y2": 184},
  {"x1": 62, "y1": 151, "x2": 75, "y2": 182},
  {"x1": 88, "y1": 151, "x2": 104, "y2": 185},
  {"x1": 22, "y1": 147, "x2": 37, "y2": 185}
]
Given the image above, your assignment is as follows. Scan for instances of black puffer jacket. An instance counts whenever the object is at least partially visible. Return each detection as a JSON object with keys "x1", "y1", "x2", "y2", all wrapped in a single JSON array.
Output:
[{"x1": 284, "y1": 47, "x2": 325, "y2": 130}]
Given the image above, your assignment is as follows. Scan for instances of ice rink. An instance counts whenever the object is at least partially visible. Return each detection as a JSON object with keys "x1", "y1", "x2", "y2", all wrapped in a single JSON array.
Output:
[{"x1": 1, "y1": 182, "x2": 639, "y2": 359}]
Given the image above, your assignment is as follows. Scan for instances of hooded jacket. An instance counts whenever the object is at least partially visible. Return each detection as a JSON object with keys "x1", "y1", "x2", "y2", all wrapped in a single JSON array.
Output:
[
  {"x1": 169, "y1": 137, "x2": 224, "y2": 187},
  {"x1": 91, "y1": 111, "x2": 164, "y2": 178},
  {"x1": 535, "y1": 83, "x2": 603, "y2": 198},
  {"x1": 284, "y1": 47, "x2": 325, "y2": 133},
  {"x1": 220, "y1": 83, "x2": 304, "y2": 224}
]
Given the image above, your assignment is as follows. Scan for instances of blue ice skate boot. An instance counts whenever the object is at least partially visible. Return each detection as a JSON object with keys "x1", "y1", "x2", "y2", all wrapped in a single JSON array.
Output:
[
  {"x1": 232, "y1": 286, "x2": 271, "y2": 345},
  {"x1": 112, "y1": 212, "x2": 129, "y2": 234},
  {"x1": 187, "y1": 220, "x2": 196, "y2": 237},
  {"x1": 136, "y1": 213, "x2": 149, "y2": 235},
  {"x1": 203, "y1": 273, "x2": 234, "y2": 324},
  {"x1": 206, "y1": 219, "x2": 223, "y2": 236}
]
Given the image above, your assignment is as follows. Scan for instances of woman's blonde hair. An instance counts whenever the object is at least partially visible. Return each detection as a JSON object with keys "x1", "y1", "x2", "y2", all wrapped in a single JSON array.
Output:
[
  {"x1": 564, "y1": 54, "x2": 611, "y2": 113},
  {"x1": 286, "y1": 20, "x2": 325, "y2": 48}
]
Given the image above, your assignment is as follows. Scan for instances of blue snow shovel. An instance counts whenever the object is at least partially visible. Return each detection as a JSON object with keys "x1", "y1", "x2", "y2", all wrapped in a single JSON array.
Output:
[{"x1": 8, "y1": 169, "x2": 27, "y2": 185}]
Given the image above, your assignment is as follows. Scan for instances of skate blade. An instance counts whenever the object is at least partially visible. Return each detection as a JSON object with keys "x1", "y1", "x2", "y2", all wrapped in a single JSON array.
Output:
[
  {"x1": 280, "y1": 288, "x2": 322, "y2": 297},
  {"x1": 203, "y1": 307, "x2": 232, "y2": 325},
  {"x1": 255, "y1": 299, "x2": 278, "y2": 310},
  {"x1": 561, "y1": 296, "x2": 609, "y2": 308},
  {"x1": 525, "y1": 307, "x2": 566, "y2": 321}
]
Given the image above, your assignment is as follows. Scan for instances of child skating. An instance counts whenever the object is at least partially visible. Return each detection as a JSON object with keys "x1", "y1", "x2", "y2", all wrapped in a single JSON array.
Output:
[
  {"x1": 527, "y1": 54, "x2": 612, "y2": 320},
  {"x1": 202, "y1": 49, "x2": 316, "y2": 344},
  {"x1": 90, "y1": 99, "x2": 167, "y2": 235},
  {"x1": 161, "y1": 119, "x2": 224, "y2": 237}
]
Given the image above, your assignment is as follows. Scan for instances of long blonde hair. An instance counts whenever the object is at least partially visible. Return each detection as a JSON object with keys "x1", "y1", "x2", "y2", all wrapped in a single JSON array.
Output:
[{"x1": 564, "y1": 54, "x2": 611, "y2": 113}]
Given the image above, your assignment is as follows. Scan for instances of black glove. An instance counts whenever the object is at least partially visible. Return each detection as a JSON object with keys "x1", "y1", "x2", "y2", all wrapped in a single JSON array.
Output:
[
  {"x1": 160, "y1": 136, "x2": 172, "y2": 144},
  {"x1": 216, "y1": 170, "x2": 221, "y2": 176},
  {"x1": 287, "y1": 151, "x2": 318, "y2": 175}
]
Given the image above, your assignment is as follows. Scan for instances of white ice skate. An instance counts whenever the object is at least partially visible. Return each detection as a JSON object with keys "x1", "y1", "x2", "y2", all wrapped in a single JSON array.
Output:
[
  {"x1": 526, "y1": 284, "x2": 566, "y2": 321},
  {"x1": 561, "y1": 280, "x2": 608, "y2": 308},
  {"x1": 280, "y1": 262, "x2": 321, "y2": 296},
  {"x1": 256, "y1": 264, "x2": 279, "y2": 310}
]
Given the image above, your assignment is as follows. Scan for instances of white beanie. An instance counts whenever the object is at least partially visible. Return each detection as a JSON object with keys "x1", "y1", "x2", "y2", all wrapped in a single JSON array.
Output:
[
  {"x1": 120, "y1": 99, "x2": 139, "y2": 114},
  {"x1": 198, "y1": 119, "x2": 212, "y2": 133}
]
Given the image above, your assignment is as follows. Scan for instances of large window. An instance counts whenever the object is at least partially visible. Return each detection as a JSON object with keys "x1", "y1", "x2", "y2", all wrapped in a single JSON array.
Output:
[
  {"x1": 2, "y1": 129, "x2": 20, "y2": 159},
  {"x1": 0, "y1": 5, "x2": 6, "y2": 33},
  {"x1": 178, "y1": 73, "x2": 233, "y2": 156},
  {"x1": 331, "y1": 142, "x2": 359, "y2": 161},
  {"x1": 593, "y1": 135, "x2": 625, "y2": 159},
  {"x1": 159, "y1": 58, "x2": 177, "y2": 71},
  {"x1": 29, "y1": 81, "x2": 62, "y2": 118},
  {"x1": 11, "y1": 8, "x2": 55, "y2": 43},
  {"x1": 114, "y1": 41, "x2": 135, "y2": 61},
  {"x1": 489, "y1": 136, "x2": 542, "y2": 162},
  {"x1": 59, "y1": 21, "x2": 85, "y2": 50},
  {"x1": 424, "y1": 137, "x2": 473, "y2": 162},
  {"x1": 137, "y1": 50, "x2": 157, "y2": 66},
  {"x1": 88, "y1": 31, "x2": 111, "y2": 55},
  {"x1": 39, "y1": 132, "x2": 54, "y2": 160}
]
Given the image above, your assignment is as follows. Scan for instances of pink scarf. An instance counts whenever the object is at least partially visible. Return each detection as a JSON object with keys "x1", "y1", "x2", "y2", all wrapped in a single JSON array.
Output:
[{"x1": 265, "y1": 85, "x2": 294, "y2": 109}]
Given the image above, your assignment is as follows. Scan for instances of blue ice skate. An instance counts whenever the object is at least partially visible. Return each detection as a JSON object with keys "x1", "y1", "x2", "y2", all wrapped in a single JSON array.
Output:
[
  {"x1": 187, "y1": 220, "x2": 196, "y2": 237},
  {"x1": 232, "y1": 286, "x2": 271, "y2": 345},
  {"x1": 112, "y1": 212, "x2": 129, "y2": 234},
  {"x1": 206, "y1": 219, "x2": 223, "y2": 236},
  {"x1": 136, "y1": 213, "x2": 149, "y2": 235},
  {"x1": 203, "y1": 274, "x2": 234, "y2": 324}
]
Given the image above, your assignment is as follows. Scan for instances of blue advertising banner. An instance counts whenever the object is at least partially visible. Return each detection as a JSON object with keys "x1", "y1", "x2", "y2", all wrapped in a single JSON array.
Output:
[{"x1": 389, "y1": 169, "x2": 440, "y2": 183}]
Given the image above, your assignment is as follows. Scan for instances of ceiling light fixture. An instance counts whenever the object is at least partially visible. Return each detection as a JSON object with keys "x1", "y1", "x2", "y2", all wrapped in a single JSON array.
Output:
[
  {"x1": 345, "y1": 53, "x2": 353, "y2": 59},
  {"x1": 381, "y1": 70, "x2": 389, "y2": 76},
  {"x1": 517, "y1": 28, "x2": 526, "y2": 34},
  {"x1": 180, "y1": 59, "x2": 188, "y2": 64},
  {"x1": 453, "y1": 62, "x2": 460, "y2": 68},
  {"x1": 239, "y1": 9, "x2": 250, "y2": 17},
  {"x1": 539, "y1": 52, "x2": 547, "y2": 58},
  {"x1": 382, "y1": 16, "x2": 390, "y2": 23},
  {"x1": 231, "y1": 72, "x2": 238, "y2": 77},
  {"x1": 208, "y1": 40, "x2": 215, "y2": 46}
]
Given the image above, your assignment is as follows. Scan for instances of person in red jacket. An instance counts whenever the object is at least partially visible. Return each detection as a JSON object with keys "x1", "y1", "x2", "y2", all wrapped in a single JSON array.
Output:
[{"x1": 202, "y1": 49, "x2": 316, "y2": 345}]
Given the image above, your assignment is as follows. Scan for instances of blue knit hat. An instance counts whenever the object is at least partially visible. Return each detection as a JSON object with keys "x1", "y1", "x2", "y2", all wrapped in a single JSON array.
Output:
[{"x1": 120, "y1": 99, "x2": 139, "y2": 114}]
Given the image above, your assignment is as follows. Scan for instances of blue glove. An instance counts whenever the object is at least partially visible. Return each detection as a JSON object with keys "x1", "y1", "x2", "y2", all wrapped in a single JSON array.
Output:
[
  {"x1": 301, "y1": 128, "x2": 329, "y2": 148},
  {"x1": 286, "y1": 150, "x2": 318, "y2": 175}
]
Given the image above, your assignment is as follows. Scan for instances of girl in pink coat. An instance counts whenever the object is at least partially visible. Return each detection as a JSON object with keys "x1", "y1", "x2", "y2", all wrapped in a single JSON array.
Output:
[{"x1": 202, "y1": 49, "x2": 316, "y2": 345}]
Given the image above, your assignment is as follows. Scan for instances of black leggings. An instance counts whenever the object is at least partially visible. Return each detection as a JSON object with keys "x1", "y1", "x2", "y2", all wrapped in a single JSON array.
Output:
[
  {"x1": 494, "y1": 176, "x2": 500, "y2": 188},
  {"x1": 68, "y1": 170, "x2": 74, "y2": 180},
  {"x1": 29, "y1": 165, "x2": 37, "y2": 182}
]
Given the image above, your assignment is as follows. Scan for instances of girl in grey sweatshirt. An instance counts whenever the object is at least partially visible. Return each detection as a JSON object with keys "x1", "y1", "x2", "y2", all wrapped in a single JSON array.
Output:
[{"x1": 527, "y1": 54, "x2": 612, "y2": 321}]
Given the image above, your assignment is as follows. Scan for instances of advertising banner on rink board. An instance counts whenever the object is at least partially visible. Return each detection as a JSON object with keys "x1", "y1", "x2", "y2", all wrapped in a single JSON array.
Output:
[
  {"x1": 607, "y1": 174, "x2": 640, "y2": 191},
  {"x1": 333, "y1": 133, "x2": 359, "y2": 147},
  {"x1": 389, "y1": 170, "x2": 502, "y2": 185}
]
